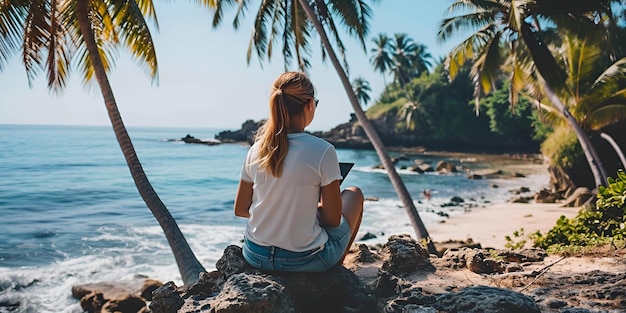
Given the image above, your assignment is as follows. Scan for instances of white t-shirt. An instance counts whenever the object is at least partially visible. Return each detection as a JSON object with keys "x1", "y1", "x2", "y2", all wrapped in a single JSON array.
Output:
[{"x1": 240, "y1": 133, "x2": 343, "y2": 252}]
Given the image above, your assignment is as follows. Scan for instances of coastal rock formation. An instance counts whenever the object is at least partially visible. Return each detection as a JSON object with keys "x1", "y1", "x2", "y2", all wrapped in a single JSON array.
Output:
[
  {"x1": 214, "y1": 119, "x2": 263, "y2": 145},
  {"x1": 149, "y1": 235, "x2": 543, "y2": 313},
  {"x1": 167, "y1": 134, "x2": 220, "y2": 145},
  {"x1": 71, "y1": 234, "x2": 626, "y2": 313},
  {"x1": 71, "y1": 278, "x2": 162, "y2": 313}
]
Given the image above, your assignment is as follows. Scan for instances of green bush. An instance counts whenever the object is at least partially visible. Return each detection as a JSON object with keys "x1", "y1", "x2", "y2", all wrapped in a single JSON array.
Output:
[{"x1": 531, "y1": 170, "x2": 626, "y2": 251}]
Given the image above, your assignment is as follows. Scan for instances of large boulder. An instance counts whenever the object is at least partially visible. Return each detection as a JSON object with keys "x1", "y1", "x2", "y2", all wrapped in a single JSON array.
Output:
[
  {"x1": 378, "y1": 234, "x2": 433, "y2": 276},
  {"x1": 150, "y1": 245, "x2": 378, "y2": 313}
]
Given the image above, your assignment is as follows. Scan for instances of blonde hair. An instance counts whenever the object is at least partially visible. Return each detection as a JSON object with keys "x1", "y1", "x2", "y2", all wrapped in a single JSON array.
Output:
[{"x1": 256, "y1": 72, "x2": 315, "y2": 177}]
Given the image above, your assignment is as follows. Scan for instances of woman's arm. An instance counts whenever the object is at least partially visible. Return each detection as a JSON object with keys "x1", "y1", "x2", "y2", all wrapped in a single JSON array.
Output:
[
  {"x1": 317, "y1": 180, "x2": 342, "y2": 227},
  {"x1": 234, "y1": 180, "x2": 253, "y2": 218}
]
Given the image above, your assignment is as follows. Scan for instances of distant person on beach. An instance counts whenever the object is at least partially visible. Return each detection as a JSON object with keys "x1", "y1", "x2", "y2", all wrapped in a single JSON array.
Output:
[
  {"x1": 234, "y1": 71, "x2": 364, "y2": 272},
  {"x1": 423, "y1": 189, "x2": 431, "y2": 201}
]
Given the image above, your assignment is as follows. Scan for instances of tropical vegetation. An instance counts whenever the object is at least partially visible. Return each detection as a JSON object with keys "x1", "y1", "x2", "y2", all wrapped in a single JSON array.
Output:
[
  {"x1": 531, "y1": 170, "x2": 626, "y2": 254},
  {"x1": 363, "y1": 60, "x2": 541, "y2": 152},
  {"x1": 436, "y1": 0, "x2": 626, "y2": 189}
]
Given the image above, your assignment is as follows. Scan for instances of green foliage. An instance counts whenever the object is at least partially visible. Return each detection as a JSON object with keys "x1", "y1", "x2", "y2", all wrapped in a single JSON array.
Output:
[
  {"x1": 364, "y1": 65, "x2": 542, "y2": 151},
  {"x1": 597, "y1": 170, "x2": 626, "y2": 211},
  {"x1": 541, "y1": 126, "x2": 586, "y2": 170},
  {"x1": 504, "y1": 228, "x2": 528, "y2": 250},
  {"x1": 365, "y1": 97, "x2": 405, "y2": 120},
  {"x1": 481, "y1": 82, "x2": 541, "y2": 142},
  {"x1": 532, "y1": 170, "x2": 626, "y2": 251}
]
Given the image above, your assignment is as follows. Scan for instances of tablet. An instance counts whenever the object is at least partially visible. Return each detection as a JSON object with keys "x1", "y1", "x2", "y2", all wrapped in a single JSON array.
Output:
[{"x1": 339, "y1": 162, "x2": 354, "y2": 185}]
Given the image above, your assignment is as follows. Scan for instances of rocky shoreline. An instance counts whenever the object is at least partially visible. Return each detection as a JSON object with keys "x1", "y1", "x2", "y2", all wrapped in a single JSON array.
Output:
[{"x1": 71, "y1": 234, "x2": 626, "y2": 313}]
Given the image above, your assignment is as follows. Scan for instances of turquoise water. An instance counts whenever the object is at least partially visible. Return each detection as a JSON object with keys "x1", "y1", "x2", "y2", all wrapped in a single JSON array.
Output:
[{"x1": 0, "y1": 124, "x2": 549, "y2": 312}]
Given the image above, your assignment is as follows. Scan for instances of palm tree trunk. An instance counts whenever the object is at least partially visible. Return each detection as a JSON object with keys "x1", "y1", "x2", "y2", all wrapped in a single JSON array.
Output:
[
  {"x1": 600, "y1": 132, "x2": 626, "y2": 170},
  {"x1": 541, "y1": 81, "x2": 608, "y2": 188},
  {"x1": 297, "y1": 0, "x2": 437, "y2": 255},
  {"x1": 76, "y1": 0, "x2": 205, "y2": 285}
]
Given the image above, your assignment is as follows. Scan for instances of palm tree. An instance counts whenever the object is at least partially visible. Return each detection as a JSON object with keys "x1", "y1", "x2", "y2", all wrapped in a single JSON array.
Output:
[
  {"x1": 1, "y1": 0, "x2": 205, "y2": 285},
  {"x1": 372, "y1": 33, "x2": 433, "y2": 87},
  {"x1": 398, "y1": 86, "x2": 431, "y2": 131},
  {"x1": 352, "y1": 76, "x2": 372, "y2": 107},
  {"x1": 390, "y1": 33, "x2": 417, "y2": 87},
  {"x1": 410, "y1": 43, "x2": 433, "y2": 77},
  {"x1": 209, "y1": 0, "x2": 437, "y2": 254},
  {"x1": 369, "y1": 33, "x2": 393, "y2": 85},
  {"x1": 437, "y1": 0, "x2": 612, "y2": 188}
]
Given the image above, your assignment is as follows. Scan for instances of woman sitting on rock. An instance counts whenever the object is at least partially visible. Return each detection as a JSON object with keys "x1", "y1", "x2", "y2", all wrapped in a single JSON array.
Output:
[{"x1": 234, "y1": 71, "x2": 364, "y2": 272}]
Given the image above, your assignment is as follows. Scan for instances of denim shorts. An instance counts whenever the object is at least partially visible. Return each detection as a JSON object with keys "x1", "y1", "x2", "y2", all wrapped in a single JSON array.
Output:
[{"x1": 242, "y1": 216, "x2": 351, "y2": 272}]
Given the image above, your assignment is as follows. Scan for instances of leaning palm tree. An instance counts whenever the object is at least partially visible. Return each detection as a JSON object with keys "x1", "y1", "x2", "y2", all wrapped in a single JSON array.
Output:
[
  {"x1": 1, "y1": 0, "x2": 205, "y2": 285},
  {"x1": 352, "y1": 76, "x2": 372, "y2": 107},
  {"x1": 209, "y1": 0, "x2": 437, "y2": 254},
  {"x1": 437, "y1": 0, "x2": 611, "y2": 188}
]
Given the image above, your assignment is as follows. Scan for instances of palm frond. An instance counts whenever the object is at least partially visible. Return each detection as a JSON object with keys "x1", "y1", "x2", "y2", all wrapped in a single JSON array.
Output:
[
  {"x1": 231, "y1": 0, "x2": 249, "y2": 29},
  {"x1": 246, "y1": 0, "x2": 275, "y2": 65},
  {"x1": 584, "y1": 103, "x2": 626, "y2": 129},
  {"x1": 594, "y1": 57, "x2": 626, "y2": 87},
  {"x1": 210, "y1": 0, "x2": 238, "y2": 28},
  {"x1": 264, "y1": 2, "x2": 283, "y2": 63},
  {"x1": 46, "y1": 0, "x2": 71, "y2": 91},
  {"x1": 0, "y1": 1, "x2": 28, "y2": 71},
  {"x1": 473, "y1": 29, "x2": 502, "y2": 95},
  {"x1": 437, "y1": 10, "x2": 494, "y2": 43},
  {"x1": 445, "y1": 23, "x2": 495, "y2": 80},
  {"x1": 564, "y1": 35, "x2": 602, "y2": 103},
  {"x1": 135, "y1": 0, "x2": 158, "y2": 28},
  {"x1": 291, "y1": 0, "x2": 311, "y2": 71},
  {"x1": 22, "y1": 0, "x2": 49, "y2": 86},
  {"x1": 111, "y1": 0, "x2": 158, "y2": 81},
  {"x1": 519, "y1": 21, "x2": 568, "y2": 94},
  {"x1": 508, "y1": 51, "x2": 527, "y2": 110},
  {"x1": 327, "y1": 0, "x2": 372, "y2": 50},
  {"x1": 316, "y1": 0, "x2": 349, "y2": 74}
]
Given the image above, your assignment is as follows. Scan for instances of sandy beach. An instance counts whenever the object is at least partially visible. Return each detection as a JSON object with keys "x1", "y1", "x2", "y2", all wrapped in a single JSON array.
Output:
[{"x1": 428, "y1": 202, "x2": 581, "y2": 249}]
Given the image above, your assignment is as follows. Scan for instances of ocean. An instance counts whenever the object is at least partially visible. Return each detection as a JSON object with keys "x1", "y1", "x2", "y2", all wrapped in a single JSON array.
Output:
[{"x1": 0, "y1": 124, "x2": 550, "y2": 312}]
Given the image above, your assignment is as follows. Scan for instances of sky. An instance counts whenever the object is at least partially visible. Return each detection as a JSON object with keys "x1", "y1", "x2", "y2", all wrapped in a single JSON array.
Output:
[{"x1": 0, "y1": 1, "x2": 462, "y2": 132}]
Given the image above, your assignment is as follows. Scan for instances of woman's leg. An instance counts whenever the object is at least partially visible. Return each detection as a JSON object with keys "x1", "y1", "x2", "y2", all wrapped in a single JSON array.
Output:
[{"x1": 339, "y1": 186, "x2": 364, "y2": 263}]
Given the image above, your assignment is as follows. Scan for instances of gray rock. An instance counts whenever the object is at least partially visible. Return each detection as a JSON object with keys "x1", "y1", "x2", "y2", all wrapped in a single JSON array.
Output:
[
  {"x1": 209, "y1": 273, "x2": 292, "y2": 313},
  {"x1": 435, "y1": 285, "x2": 541, "y2": 313},
  {"x1": 379, "y1": 234, "x2": 433, "y2": 276}
]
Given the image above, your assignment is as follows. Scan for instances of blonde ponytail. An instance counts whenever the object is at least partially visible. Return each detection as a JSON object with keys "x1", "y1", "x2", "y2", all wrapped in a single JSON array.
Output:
[{"x1": 256, "y1": 72, "x2": 315, "y2": 177}]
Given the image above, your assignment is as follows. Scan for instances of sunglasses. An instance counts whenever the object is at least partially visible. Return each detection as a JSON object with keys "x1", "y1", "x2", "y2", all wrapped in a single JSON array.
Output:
[{"x1": 314, "y1": 98, "x2": 319, "y2": 107}]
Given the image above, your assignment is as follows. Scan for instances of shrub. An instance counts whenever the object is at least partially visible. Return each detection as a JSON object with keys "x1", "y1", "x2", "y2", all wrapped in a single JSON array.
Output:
[{"x1": 531, "y1": 170, "x2": 626, "y2": 252}]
